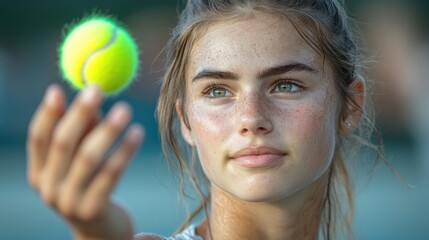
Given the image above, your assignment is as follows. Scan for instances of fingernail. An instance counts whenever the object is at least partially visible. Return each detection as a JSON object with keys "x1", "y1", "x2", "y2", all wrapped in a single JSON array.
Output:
[
  {"x1": 108, "y1": 103, "x2": 131, "y2": 127},
  {"x1": 44, "y1": 85, "x2": 59, "y2": 107},
  {"x1": 80, "y1": 86, "x2": 101, "y2": 105},
  {"x1": 128, "y1": 124, "x2": 144, "y2": 143}
]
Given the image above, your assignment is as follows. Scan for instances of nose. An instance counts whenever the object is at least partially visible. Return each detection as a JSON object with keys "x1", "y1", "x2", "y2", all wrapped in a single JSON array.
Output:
[{"x1": 237, "y1": 92, "x2": 273, "y2": 136}]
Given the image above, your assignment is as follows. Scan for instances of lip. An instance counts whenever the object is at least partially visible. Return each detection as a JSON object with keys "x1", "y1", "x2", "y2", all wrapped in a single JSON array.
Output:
[{"x1": 230, "y1": 146, "x2": 286, "y2": 168}]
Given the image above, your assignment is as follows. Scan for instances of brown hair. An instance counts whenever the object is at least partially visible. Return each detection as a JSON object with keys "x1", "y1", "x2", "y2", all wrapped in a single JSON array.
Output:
[{"x1": 157, "y1": 0, "x2": 378, "y2": 239}]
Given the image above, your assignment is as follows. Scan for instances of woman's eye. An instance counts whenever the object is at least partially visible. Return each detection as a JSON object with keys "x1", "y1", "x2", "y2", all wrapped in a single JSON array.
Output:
[
  {"x1": 206, "y1": 87, "x2": 231, "y2": 98},
  {"x1": 273, "y1": 81, "x2": 300, "y2": 93}
]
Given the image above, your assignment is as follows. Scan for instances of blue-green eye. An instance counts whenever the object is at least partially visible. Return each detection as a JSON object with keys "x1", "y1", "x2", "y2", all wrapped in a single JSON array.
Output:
[
  {"x1": 205, "y1": 86, "x2": 231, "y2": 98},
  {"x1": 273, "y1": 81, "x2": 300, "y2": 93},
  {"x1": 211, "y1": 88, "x2": 226, "y2": 97}
]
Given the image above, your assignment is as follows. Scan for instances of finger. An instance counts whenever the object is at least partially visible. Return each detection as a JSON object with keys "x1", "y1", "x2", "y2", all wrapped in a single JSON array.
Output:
[
  {"x1": 74, "y1": 109, "x2": 102, "y2": 155},
  {"x1": 58, "y1": 102, "x2": 132, "y2": 213},
  {"x1": 27, "y1": 84, "x2": 66, "y2": 189},
  {"x1": 54, "y1": 110, "x2": 101, "y2": 218},
  {"x1": 40, "y1": 86, "x2": 102, "y2": 203},
  {"x1": 78, "y1": 124, "x2": 144, "y2": 220}
]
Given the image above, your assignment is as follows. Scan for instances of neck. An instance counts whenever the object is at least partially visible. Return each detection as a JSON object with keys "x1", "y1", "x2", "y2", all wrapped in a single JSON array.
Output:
[{"x1": 197, "y1": 173, "x2": 329, "y2": 240}]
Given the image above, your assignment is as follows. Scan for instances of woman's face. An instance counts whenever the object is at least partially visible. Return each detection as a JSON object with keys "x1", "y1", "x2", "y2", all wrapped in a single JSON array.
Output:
[{"x1": 179, "y1": 12, "x2": 340, "y2": 202}]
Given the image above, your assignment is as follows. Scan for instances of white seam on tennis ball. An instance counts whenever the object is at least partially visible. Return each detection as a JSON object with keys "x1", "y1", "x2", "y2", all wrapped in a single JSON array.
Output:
[{"x1": 81, "y1": 27, "x2": 119, "y2": 86}]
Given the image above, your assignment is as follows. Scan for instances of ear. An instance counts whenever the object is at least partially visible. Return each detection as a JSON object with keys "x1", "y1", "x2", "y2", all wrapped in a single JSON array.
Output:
[
  {"x1": 175, "y1": 100, "x2": 195, "y2": 146},
  {"x1": 339, "y1": 75, "x2": 366, "y2": 136}
]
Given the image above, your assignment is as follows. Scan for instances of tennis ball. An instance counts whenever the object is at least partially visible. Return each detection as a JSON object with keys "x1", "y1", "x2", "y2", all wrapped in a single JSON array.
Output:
[{"x1": 59, "y1": 16, "x2": 139, "y2": 95}]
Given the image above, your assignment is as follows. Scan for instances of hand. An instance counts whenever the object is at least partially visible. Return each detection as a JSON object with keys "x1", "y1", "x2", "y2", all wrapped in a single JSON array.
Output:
[{"x1": 27, "y1": 85, "x2": 144, "y2": 240}]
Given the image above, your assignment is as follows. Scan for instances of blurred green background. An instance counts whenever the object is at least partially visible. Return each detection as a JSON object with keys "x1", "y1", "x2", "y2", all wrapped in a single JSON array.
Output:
[{"x1": 0, "y1": 0, "x2": 428, "y2": 239}]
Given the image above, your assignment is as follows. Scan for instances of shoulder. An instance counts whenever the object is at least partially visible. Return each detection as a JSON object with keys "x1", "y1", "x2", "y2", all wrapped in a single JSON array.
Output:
[{"x1": 133, "y1": 233, "x2": 166, "y2": 240}]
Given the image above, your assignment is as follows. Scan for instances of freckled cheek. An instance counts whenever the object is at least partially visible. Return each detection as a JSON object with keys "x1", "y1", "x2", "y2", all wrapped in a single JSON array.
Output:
[
  {"x1": 187, "y1": 104, "x2": 233, "y2": 170},
  {"x1": 284, "y1": 106, "x2": 337, "y2": 171}
]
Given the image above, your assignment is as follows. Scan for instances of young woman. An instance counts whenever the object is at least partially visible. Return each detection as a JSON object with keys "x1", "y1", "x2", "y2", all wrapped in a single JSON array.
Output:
[{"x1": 27, "y1": 0, "x2": 372, "y2": 239}]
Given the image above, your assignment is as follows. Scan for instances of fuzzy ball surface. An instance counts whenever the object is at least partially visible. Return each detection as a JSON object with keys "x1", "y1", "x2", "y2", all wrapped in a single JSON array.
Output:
[{"x1": 59, "y1": 17, "x2": 139, "y2": 95}]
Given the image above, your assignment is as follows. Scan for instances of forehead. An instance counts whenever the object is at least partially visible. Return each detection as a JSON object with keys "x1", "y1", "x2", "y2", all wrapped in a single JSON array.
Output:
[{"x1": 187, "y1": 12, "x2": 322, "y2": 77}]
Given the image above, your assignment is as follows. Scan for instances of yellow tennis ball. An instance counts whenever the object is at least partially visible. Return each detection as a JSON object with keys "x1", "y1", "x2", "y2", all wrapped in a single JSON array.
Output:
[{"x1": 59, "y1": 16, "x2": 139, "y2": 95}]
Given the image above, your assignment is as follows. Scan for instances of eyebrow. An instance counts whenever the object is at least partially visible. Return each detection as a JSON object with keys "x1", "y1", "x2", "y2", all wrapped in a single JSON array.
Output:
[
  {"x1": 258, "y1": 63, "x2": 317, "y2": 78},
  {"x1": 192, "y1": 63, "x2": 317, "y2": 82}
]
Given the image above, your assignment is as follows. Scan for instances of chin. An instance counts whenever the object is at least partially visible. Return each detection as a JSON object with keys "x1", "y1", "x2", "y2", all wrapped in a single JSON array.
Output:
[
  {"x1": 234, "y1": 192, "x2": 286, "y2": 203},
  {"x1": 223, "y1": 174, "x2": 324, "y2": 205},
  {"x1": 229, "y1": 182, "x2": 300, "y2": 203}
]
